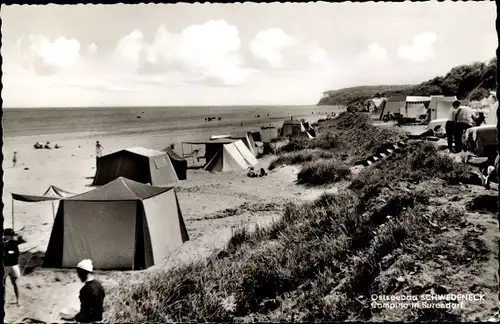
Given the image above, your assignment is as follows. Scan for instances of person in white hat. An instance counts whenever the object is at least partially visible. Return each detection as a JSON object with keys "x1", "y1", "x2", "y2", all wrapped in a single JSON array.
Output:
[{"x1": 72, "y1": 259, "x2": 105, "y2": 323}]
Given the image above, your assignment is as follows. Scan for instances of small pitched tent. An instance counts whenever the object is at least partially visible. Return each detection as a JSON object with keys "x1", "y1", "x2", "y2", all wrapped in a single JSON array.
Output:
[
  {"x1": 204, "y1": 139, "x2": 258, "y2": 172},
  {"x1": 428, "y1": 96, "x2": 457, "y2": 121},
  {"x1": 44, "y1": 177, "x2": 188, "y2": 270},
  {"x1": 93, "y1": 147, "x2": 178, "y2": 186},
  {"x1": 261, "y1": 126, "x2": 279, "y2": 143},
  {"x1": 380, "y1": 96, "x2": 406, "y2": 120},
  {"x1": 162, "y1": 147, "x2": 188, "y2": 180}
]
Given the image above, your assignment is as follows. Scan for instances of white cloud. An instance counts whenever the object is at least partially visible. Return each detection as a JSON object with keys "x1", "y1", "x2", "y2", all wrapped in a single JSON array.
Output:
[
  {"x1": 88, "y1": 43, "x2": 98, "y2": 54},
  {"x1": 249, "y1": 28, "x2": 296, "y2": 68},
  {"x1": 249, "y1": 28, "x2": 331, "y2": 69},
  {"x1": 357, "y1": 43, "x2": 388, "y2": 63},
  {"x1": 309, "y1": 47, "x2": 329, "y2": 65},
  {"x1": 112, "y1": 20, "x2": 255, "y2": 86},
  {"x1": 397, "y1": 31, "x2": 437, "y2": 62},
  {"x1": 27, "y1": 35, "x2": 81, "y2": 70}
]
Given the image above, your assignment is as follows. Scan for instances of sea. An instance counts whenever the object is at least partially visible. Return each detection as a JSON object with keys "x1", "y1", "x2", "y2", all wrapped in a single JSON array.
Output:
[{"x1": 2, "y1": 105, "x2": 342, "y2": 139}]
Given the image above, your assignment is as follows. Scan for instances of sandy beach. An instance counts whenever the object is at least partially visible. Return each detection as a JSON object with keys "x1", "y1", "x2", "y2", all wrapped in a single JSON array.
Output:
[{"x1": 2, "y1": 107, "x2": 339, "y2": 323}]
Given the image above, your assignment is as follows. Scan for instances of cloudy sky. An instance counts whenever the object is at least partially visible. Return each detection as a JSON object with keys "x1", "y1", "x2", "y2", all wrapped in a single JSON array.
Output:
[{"x1": 1, "y1": 1, "x2": 496, "y2": 107}]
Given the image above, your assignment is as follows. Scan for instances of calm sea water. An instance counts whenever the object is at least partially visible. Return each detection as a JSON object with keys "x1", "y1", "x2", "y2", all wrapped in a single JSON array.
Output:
[{"x1": 2, "y1": 105, "x2": 341, "y2": 138}]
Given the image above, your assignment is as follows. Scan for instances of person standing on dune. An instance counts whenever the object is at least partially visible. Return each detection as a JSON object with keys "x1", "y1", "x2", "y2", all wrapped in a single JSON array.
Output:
[{"x1": 12, "y1": 151, "x2": 17, "y2": 168}]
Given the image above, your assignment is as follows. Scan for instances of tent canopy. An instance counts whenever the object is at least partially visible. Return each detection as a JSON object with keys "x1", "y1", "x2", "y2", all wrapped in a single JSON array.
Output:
[
  {"x1": 12, "y1": 185, "x2": 76, "y2": 202},
  {"x1": 93, "y1": 146, "x2": 179, "y2": 186},
  {"x1": 44, "y1": 177, "x2": 189, "y2": 270}
]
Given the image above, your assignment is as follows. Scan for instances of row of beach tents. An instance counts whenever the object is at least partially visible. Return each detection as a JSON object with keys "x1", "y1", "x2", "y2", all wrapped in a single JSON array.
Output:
[
  {"x1": 11, "y1": 117, "x2": 316, "y2": 271},
  {"x1": 368, "y1": 92, "x2": 498, "y2": 126}
]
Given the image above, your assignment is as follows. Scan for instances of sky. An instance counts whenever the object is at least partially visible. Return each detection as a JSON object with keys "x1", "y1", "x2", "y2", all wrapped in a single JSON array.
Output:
[{"x1": 1, "y1": 1, "x2": 497, "y2": 107}]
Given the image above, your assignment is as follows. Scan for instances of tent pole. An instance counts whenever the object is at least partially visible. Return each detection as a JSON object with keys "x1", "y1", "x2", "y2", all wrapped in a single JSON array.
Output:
[
  {"x1": 52, "y1": 201, "x2": 55, "y2": 219},
  {"x1": 11, "y1": 197, "x2": 14, "y2": 230}
]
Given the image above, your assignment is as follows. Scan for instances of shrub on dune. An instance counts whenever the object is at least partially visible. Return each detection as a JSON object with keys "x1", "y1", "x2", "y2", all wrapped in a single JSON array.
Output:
[
  {"x1": 269, "y1": 150, "x2": 335, "y2": 170},
  {"x1": 297, "y1": 159, "x2": 351, "y2": 186}
]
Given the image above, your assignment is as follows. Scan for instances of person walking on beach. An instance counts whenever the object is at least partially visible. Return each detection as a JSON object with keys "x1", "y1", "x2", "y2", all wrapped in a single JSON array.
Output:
[
  {"x1": 12, "y1": 152, "x2": 17, "y2": 168},
  {"x1": 71, "y1": 259, "x2": 105, "y2": 323},
  {"x1": 3, "y1": 228, "x2": 21, "y2": 307}
]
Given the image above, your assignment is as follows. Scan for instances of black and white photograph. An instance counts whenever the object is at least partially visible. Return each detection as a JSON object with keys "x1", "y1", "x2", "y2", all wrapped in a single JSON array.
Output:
[{"x1": 1, "y1": 1, "x2": 499, "y2": 322}]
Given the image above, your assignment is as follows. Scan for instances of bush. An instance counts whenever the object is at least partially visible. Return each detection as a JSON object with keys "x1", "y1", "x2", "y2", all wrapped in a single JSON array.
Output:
[
  {"x1": 297, "y1": 159, "x2": 351, "y2": 186},
  {"x1": 269, "y1": 150, "x2": 335, "y2": 170},
  {"x1": 277, "y1": 140, "x2": 310, "y2": 153}
]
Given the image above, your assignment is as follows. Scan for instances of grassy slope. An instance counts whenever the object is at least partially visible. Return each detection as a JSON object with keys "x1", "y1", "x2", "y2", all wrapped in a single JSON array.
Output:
[
  {"x1": 105, "y1": 113, "x2": 497, "y2": 322},
  {"x1": 318, "y1": 58, "x2": 497, "y2": 106}
]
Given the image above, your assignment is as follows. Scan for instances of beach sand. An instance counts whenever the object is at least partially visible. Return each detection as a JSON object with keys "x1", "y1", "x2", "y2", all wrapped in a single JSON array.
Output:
[{"x1": 2, "y1": 110, "x2": 338, "y2": 323}]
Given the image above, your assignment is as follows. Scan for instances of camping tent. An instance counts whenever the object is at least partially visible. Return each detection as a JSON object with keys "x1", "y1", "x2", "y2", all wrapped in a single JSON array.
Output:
[
  {"x1": 44, "y1": 177, "x2": 189, "y2": 270},
  {"x1": 162, "y1": 147, "x2": 188, "y2": 180},
  {"x1": 364, "y1": 98, "x2": 387, "y2": 112},
  {"x1": 93, "y1": 147, "x2": 178, "y2": 186},
  {"x1": 379, "y1": 96, "x2": 407, "y2": 120},
  {"x1": 10, "y1": 186, "x2": 76, "y2": 229},
  {"x1": 484, "y1": 91, "x2": 498, "y2": 126},
  {"x1": 230, "y1": 132, "x2": 257, "y2": 156},
  {"x1": 204, "y1": 139, "x2": 258, "y2": 172},
  {"x1": 282, "y1": 120, "x2": 313, "y2": 140},
  {"x1": 428, "y1": 96, "x2": 457, "y2": 121},
  {"x1": 404, "y1": 96, "x2": 431, "y2": 118},
  {"x1": 261, "y1": 126, "x2": 279, "y2": 143}
]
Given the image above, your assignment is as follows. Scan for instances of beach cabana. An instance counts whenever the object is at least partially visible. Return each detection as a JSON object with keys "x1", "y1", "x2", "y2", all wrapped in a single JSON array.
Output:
[
  {"x1": 93, "y1": 147, "x2": 178, "y2": 186},
  {"x1": 261, "y1": 126, "x2": 279, "y2": 143},
  {"x1": 44, "y1": 177, "x2": 189, "y2": 270},
  {"x1": 10, "y1": 185, "x2": 76, "y2": 229}
]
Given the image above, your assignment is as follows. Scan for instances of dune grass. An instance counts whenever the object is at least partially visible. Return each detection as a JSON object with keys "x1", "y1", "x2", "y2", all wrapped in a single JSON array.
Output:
[
  {"x1": 297, "y1": 159, "x2": 351, "y2": 185},
  {"x1": 104, "y1": 112, "x2": 483, "y2": 322},
  {"x1": 268, "y1": 149, "x2": 335, "y2": 170}
]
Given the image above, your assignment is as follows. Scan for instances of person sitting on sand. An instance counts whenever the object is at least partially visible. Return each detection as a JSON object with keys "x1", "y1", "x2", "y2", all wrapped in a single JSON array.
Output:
[
  {"x1": 259, "y1": 168, "x2": 267, "y2": 177},
  {"x1": 3, "y1": 228, "x2": 20, "y2": 307},
  {"x1": 44, "y1": 141, "x2": 52, "y2": 149},
  {"x1": 71, "y1": 259, "x2": 105, "y2": 323},
  {"x1": 247, "y1": 167, "x2": 257, "y2": 178}
]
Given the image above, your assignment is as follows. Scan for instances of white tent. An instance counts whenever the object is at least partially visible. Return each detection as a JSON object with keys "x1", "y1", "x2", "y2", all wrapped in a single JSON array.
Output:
[
  {"x1": 204, "y1": 140, "x2": 258, "y2": 172},
  {"x1": 484, "y1": 91, "x2": 498, "y2": 126},
  {"x1": 428, "y1": 96, "x2": 457, "y2": 121},
  {"x1": 380, "y1": 96, "x2": 406, "y2": 120},
  {"x1": 403, "y1": 96, "x2": 431, "y2": 118}
]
